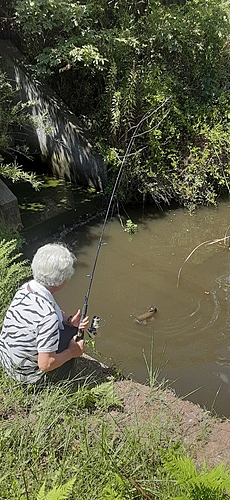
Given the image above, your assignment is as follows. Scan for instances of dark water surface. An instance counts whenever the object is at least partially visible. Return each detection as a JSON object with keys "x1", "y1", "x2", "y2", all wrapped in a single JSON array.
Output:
[{"x1": 52, "y1": 201, "x2": 230, "y2": 416}]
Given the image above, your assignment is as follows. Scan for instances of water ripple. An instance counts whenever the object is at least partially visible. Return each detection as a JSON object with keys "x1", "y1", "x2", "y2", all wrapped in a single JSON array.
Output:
[{"x1": 200, "y1": 290, "x2": 221, "y2": 331}]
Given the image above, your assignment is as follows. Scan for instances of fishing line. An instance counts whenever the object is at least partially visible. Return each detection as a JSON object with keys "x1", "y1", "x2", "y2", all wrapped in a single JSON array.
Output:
[{"x1": 76, "y1": 99, "x2": 171, "y2": 339}]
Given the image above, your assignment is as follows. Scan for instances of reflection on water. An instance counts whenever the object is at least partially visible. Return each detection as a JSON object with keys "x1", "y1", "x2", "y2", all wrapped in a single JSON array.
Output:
[{"x1": 54, "y1": 200, "x2": 230, "y2": 417}]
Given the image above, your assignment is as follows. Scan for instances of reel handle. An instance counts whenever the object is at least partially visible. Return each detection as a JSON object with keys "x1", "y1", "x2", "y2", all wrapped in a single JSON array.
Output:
[{"x1": 75, "y1": 299, "x2": 88, "y2": 340}]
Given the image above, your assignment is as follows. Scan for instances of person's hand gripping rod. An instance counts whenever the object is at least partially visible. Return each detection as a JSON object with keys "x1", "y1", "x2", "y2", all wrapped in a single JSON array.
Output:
[{"x1": 75, "y1": 298, "x2": 88, "y2": 340}]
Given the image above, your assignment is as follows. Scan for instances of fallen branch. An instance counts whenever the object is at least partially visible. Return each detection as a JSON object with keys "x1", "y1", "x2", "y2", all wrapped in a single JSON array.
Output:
[
  {"x1": 121, "y1": 469, "x2": 154, "y2": 500},
  {"x1": 177, "y1": 235, "x2": 230, "y2": 287}
]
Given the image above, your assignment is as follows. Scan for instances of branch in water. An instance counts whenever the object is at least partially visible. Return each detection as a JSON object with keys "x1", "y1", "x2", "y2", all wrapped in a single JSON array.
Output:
[{"x1": 177, "y1": 235, "x2": 230, "y2": 287}]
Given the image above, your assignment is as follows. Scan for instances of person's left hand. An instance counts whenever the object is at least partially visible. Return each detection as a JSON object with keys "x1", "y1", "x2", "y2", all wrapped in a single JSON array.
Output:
[{"x1": 70, "y1": 309, "x2": 89, "y2": 330}]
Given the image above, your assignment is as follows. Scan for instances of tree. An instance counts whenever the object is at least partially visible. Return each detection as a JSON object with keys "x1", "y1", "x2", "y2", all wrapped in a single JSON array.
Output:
[{"x1": 2, "y1": 0, "x2": 230, "y2": 209}]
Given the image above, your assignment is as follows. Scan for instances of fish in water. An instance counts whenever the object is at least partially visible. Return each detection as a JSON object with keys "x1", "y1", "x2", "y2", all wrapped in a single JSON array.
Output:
[{"x1": 134, "y1": 306, "x2": 157, "y2": 325}]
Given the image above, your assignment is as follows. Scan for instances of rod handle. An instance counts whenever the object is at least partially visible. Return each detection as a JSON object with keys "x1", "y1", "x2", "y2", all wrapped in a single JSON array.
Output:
[{"x1": 75, "y1": 299, "x2": 88, "y2": 340}]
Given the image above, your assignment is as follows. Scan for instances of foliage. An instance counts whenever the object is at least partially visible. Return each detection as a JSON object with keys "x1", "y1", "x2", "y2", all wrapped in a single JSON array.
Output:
[
  {"x1": 100, "y1": 473, "x2": 128, "y2": 500},
  {"x1": 2, "y1": 0, "x2": 230, "y2": 208},
  {"x1": 65, "y1": 379, "x2": 123, "y2": 411},
  {"x1": 91, "y1": 380, "x2": 123, "y2": 410},
  {"x1": 163, "y1": 452, "x2": 230, "y2": 499},
  {"x1": 0, "y1": 69, "x2": 42, "y2": 188},
  {"x1": 0, "y1": 223, "x2": 24, "y2": 247},
  {"x1": 37, "y1": 478, "x2": 76, "y2": 500},
  {"x1": 0, "y1": 361, "x2": 230, "y2": 500},
  {"x1": 0, "y1": 160, "x2": 42, "y2": 189},
  {"x1": 0, "y1": 363, "x2": 228, "y2": 500},
  {"x1": 0, "y1": 366, "x2": 163, "y2": 499},
  {"x1": 0, "y1": 238, "x2": 31, "y2": 327},
  {"x1": 125, "y1": 219, "x2": 138, "y2": 235}
]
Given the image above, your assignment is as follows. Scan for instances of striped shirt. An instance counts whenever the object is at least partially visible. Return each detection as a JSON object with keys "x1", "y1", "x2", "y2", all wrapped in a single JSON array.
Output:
[{"x1": 0, "y1": 280, "x2": 64, "y2": 384}]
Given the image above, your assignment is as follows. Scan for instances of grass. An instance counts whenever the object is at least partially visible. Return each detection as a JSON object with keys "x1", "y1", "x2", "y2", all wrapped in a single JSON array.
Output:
[
  {"x1": 1, "y1": 233, "x2": 230, "y2": 499},
  {"x1": 0, "y1": 367, "x2": 175, "y2": 499},
  {"x1": 1, "y1": 365, "x2": 230, "y2": 500}
]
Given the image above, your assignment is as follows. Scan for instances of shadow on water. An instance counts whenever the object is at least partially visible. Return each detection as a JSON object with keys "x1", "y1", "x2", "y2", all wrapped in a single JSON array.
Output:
[
  {"x1": 11, "y1": 175, "x2": 230, "y2": 418},
  {"x1": 6, "y1": 175, "x2": 105, "y2": 259}
]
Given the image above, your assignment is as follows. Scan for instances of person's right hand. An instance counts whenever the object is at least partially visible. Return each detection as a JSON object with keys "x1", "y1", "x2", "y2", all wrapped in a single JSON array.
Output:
[{"x1": 68, "y1": 337, "x2": 84, "y2": 358}]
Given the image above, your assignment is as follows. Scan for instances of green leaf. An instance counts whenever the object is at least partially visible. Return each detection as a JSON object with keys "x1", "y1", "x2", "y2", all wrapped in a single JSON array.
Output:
[
  {"x1": 91, "y1": 380, "x2": 123, "y2": 409},
  {"x1": 37, "y1": 478, "x2": 76, "y2": 500}
]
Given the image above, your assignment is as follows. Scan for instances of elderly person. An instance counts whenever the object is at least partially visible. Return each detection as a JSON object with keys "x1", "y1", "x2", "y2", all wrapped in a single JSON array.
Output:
[{"x1": 0, "y1": 243, "x2": 89, "y2": 384}]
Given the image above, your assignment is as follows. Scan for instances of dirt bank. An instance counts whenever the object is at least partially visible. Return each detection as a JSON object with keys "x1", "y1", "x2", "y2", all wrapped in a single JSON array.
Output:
[
  {"x1": 76, "y1": 354, "x2": 230, "y2": 470},
  {"x1": 113, "y1": 380, "x2": 230, "y2": 470}
]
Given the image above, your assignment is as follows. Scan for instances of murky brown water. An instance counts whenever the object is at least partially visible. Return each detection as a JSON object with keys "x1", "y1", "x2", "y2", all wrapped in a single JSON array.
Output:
[{"x1": 54, "y1": 200, "x2": 230, "y2": 416}]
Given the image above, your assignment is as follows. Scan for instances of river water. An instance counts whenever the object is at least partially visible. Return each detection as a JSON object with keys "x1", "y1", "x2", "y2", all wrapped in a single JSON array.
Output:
[{"x1": 53, "y1": 199, "x2": 230, "y2": 417}]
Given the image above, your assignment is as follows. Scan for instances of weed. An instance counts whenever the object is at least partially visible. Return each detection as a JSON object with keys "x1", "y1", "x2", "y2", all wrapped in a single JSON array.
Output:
[
  {"x1": 125, "y1": 219, "x2": 138, "y2": 235},
  {"x1": 1, "y1": 364, "x2": 230, "y2": 499},
  {"x1": 163, "y1": 452, "x2": 230, "y2": 499}
]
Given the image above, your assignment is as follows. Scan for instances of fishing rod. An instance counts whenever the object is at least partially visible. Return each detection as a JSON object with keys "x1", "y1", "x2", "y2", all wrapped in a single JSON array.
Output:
[{"x1": 75, "y1": 99, "x2": 171, "y2": 339}]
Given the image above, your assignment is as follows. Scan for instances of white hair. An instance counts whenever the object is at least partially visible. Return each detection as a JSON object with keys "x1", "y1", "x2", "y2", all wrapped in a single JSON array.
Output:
[{"x1": 31, "y1": 243, "x2": 76, "y2": 287}]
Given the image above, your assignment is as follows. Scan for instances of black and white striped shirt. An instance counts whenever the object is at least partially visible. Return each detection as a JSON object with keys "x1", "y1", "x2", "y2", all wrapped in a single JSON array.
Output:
[{"x1": 0, "y1": 280, "x2": 63, "y2": 384}]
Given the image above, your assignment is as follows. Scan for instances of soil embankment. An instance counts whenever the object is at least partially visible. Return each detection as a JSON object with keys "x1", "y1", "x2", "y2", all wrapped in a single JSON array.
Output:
[{"x1": 76, "y1": 354, "x2": 230, "y2": 470}]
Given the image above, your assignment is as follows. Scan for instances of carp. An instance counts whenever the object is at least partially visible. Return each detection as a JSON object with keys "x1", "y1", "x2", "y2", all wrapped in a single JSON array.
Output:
[{"x1": 134, "y1": 306, "x2": 157, "y2": 325}]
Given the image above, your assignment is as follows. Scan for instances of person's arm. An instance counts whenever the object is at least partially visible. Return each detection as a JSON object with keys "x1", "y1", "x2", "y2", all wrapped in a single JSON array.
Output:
[{"x1": 38, "y1": 338, "x2": 84, "y2": 372}]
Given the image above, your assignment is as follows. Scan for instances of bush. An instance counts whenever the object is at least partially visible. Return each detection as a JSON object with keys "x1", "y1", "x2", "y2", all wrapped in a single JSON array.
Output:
[
  {"x1": 0, "y1": 237, "x2": 31, "y2": 327},
  {"x1": 3, "y1": 0, "x2": 230, "y2": 208}
]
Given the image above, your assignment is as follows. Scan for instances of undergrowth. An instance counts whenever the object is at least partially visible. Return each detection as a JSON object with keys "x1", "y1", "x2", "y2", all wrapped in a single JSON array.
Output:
[
  {"x1": 0, "y1": 367, "x2": 230, "y2": 500},
  {"x1": 0, "y1": 237, "x2": 31, "y2": 327}
]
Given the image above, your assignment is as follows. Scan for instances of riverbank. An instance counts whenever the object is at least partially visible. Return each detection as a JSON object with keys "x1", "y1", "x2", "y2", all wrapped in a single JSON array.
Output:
[
  {"x1": 71, "y1": 353, "x2": 230, "y2": 471},
  {"x1": 1, "y1": 356, "x2": 230, "y2": 499},
  {"x1": 4, "y1": 176, "x2": 230, "y2": 473},
  {"x1": 113, "y1": 380, "x2": 230, "y2": 469}
]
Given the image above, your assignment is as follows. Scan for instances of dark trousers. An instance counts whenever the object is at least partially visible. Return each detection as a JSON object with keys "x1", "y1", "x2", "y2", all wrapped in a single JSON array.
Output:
[{"x1": 47, "y1": 325, "x2": 76, "y2": 382}]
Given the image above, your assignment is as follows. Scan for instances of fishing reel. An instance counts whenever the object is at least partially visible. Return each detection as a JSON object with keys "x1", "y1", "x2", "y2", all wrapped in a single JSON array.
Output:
[
  {"x1": 76, "y1": 308, "x2": 106, "y2": 340},
  {"x1": 87, "y1": 315, "x2": 104, "y2": 339}
]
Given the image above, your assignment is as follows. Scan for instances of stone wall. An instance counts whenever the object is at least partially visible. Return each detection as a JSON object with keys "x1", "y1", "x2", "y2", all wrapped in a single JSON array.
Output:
[
  {"x1": 0, "y1": 40, "x2": 107, "y2": 192},
  {"x1": 0, "y1": 180, "x2": 22, "y2": 230}
]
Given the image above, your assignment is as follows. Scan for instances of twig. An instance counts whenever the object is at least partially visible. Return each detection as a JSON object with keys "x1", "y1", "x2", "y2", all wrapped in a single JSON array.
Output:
[
  {"x1": 135, "y1": 108, "x2": 171, "y2": 138},
  {"x1": 116, "y1": 201, "x2": 126, "y2": 230},
  {"x1": 121, "y1": 469, "x2": 154, "y2": 500},
  {"x1": 119, "y1": 96, "x2": 172, "y2": 142},
  {"x1": 177, "y1": 235, "x2": 230, "y2": 287}
]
